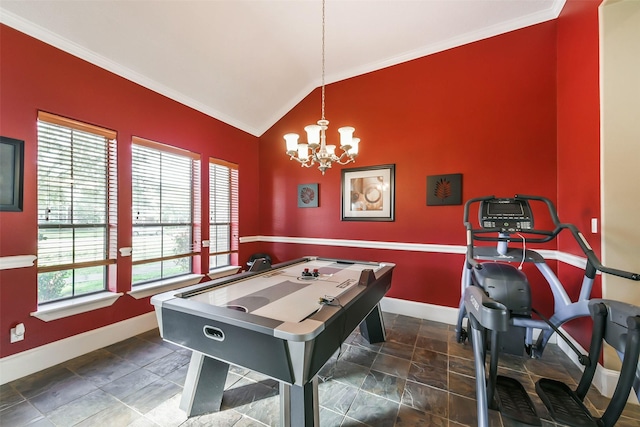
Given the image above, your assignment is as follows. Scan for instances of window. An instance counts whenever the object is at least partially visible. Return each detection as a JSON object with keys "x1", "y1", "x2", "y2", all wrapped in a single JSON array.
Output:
[
  {"x1": 209, "y1": 159, "x2": 239, "y2": 270},
  {"x1": 37, "y1": 112, "x2": 117, "y2": 304},
  {"x1": 131, "y1": 137, "x2": 201, "y2": 285}
]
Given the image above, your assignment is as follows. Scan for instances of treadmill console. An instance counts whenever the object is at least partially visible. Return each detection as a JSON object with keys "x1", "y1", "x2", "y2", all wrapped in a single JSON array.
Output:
[{"x1": 479, "y1": 198, "x2": 533, "y2": 232}]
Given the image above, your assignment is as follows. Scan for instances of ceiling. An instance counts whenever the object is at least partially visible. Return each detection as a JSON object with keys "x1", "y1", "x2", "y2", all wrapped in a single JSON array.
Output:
[{"x1": 0, "y1": 0, "x2": 565, "y2": 137}]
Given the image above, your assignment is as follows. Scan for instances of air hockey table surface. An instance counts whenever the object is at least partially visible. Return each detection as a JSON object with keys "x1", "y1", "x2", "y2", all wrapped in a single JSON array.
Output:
[{"x1": 151, "y1": 256, "x2": 395, "y2": 426}]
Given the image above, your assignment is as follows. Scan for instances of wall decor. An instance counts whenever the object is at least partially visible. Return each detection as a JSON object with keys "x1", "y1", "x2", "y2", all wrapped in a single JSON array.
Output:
[
  {"x1": 427, "y1": 173, "x2": 462, "y2": 206},
  {"x1": 298, "y1": 183, "x2": 319, "y2": 208},
  {"x1": 342, "y1": 164, "x2": 395, "y2": 221},
  {"x1": 0, "y1": 136, "x2": 25, "y2": 212}
]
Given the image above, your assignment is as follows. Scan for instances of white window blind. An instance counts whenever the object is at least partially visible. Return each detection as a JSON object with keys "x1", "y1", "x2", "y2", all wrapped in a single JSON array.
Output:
[
  {"x1": 131, "y1": 137, "x2": 201, "y2": 285},
  {"x1": 209, "y1": 159, "x2": 239, "y2": 269},
  {"x1": 37, "y1": 111, "x2": 117, "y2": 304}
]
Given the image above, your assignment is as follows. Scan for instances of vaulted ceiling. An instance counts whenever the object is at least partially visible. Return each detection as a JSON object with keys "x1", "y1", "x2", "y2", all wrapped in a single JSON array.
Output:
[{"x1": 0, "y1": 0, "x2": 565, "y2": 136}]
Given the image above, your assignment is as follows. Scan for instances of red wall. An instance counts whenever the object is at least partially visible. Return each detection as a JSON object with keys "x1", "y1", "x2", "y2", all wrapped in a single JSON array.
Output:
[
  {"x1": 0, "y1": 25, "x2": 261, "y2": 358},
  {"x1": 259, "y1": 22, "x2": 558, "y2": 310},
  {"x1": 556, "y1": 0, "x2": 603, "y2": 345},
  {"x1": 1, "y1": 0, "x2": 606, "y2": 360}
]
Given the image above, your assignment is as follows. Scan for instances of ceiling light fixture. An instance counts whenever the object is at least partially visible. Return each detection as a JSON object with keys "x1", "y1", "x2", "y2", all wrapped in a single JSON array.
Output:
[{"x1": 283, "y1": 0, "x2": 359, "y2": 175}]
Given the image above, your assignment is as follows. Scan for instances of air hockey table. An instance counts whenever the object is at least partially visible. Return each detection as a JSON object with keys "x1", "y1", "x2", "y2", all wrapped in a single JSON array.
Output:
[{"x1": 151, "y1": 256, "x2": 395, "y2": 426}]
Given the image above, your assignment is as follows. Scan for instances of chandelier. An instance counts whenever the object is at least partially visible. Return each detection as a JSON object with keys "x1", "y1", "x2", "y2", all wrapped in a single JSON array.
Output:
[{"x1": 284, "y1": 0, "x2": 359, "y2": 175}]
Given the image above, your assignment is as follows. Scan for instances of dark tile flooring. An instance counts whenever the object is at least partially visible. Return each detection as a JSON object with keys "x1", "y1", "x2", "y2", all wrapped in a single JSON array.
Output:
[{"x1": 1, "y1": 312, "x2": 639, "y2": 426}]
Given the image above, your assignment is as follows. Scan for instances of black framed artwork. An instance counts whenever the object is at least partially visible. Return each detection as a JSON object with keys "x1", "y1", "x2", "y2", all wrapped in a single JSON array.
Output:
[
  {"x1": 426, "y1": 173, "x2": 462, "y2": 206},
  {"x1": 0, "y1": 136, "x2": 25, "y2": 212},
  {"x1": 342, "y1": 164, "x2": 395, "y2": 221}
]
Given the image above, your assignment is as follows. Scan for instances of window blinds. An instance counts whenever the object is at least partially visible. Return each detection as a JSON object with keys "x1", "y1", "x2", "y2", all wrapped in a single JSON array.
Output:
[
  {"x1": 131, "y1": 137, "x2": 200, "y2": 284},
  {"x1": 209, "y1": 159, "x2": 239, "y2": 269},
  {"x1": 37, "y1": 112, "x2": 117, "y2": 303}
]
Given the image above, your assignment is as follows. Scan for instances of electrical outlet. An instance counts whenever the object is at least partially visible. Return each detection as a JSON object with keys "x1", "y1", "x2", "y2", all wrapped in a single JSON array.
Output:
[
  {"x1": 10, "y1": 323, "x2": 25, "y2": 343},
  {"x1": 591, "y1": 218, "x2": 598, "y2": 234}
]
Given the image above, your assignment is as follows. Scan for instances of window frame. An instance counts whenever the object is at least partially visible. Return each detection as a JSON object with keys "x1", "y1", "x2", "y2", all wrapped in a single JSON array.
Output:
[
  {"x1": 131, "y1": 136, "x2": 201, "y2": 286},
  {"x1": 208, "y1": 158, "x2": 239, "y2": 271},
  {"x1": 36, "y1": 111, "x2": 118, "y2": 305}
]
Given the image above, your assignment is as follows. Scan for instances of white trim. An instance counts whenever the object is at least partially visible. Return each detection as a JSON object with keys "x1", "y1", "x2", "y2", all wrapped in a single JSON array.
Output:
[
  {"x1": 241, "y1": 235, "x2": 465, "y2": 255},
  {"x1": 551, "y1": 250, "x2": 588, "y2": 269},
  {"x1": 5, "y1": 233, "x2": 601, "y2": 389},
  {"x1": 381, "y1": 297, "x2": 459, "y2": 325},
  {"x1": 380, "y1": 296, "x2": 552, "y2": 341},
  {"x1": 326, "y1": 0, "x2": 566, "y2": 88},
  {"x1": 0, "y1": 8, "x2": 259, "y2": 136},
  {"x1": 260, "y1": 1, "x2": 567, "y2": 136},
  {"x1": 239, "y1": 235, "x2": 588, "y2": 269},
  {"x1": 0, "y1": 1, "x2": 565, "y2": 137},
  {"x1": 6, "y1": 287, "x2": 635, "y2": 404},
  {"x1": 1, "y1": 312, "x2": 157, "y2": 385},
  {"x1": 30, "y1": 292, "x2": 123, "y2": 322},
  {"x1": 0, "y1": 255, "x2": 37, "y2": 270},
  {"x1": 119, "y1": 247, "x2": 132, "y2": 257},
  {"x1": 127, "y1": 274, "x2": 204, "y2": 300}
]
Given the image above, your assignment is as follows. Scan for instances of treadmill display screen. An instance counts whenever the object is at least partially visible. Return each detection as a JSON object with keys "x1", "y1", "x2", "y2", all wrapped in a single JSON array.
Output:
[
  {"x1": 479, "y1": 198, "x2": 533, "y2": 232},
  {"x1": 487, "y1": 202, "x2": 524, "y2": 216}
]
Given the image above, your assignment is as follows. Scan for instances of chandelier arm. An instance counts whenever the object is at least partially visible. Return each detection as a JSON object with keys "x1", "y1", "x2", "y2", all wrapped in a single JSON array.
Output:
[
  {"x1": 336, "y1": 150, "x2": 355, "y2": 161},
  {"x1": 288, "y1": 155, "x2": 315, "y2": 168},
  {"x1": 334, "y1": 158, "x2": 356, "y2": 166}
]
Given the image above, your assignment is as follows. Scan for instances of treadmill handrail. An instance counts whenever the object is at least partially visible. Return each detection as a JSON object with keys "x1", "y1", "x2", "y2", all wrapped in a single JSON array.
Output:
[
  {"x1": 464, "y1": 195, "x2": 640, "y2": 281},
  {"x1": 463, "y1": 286, "x2": 509, "y2": 332}
]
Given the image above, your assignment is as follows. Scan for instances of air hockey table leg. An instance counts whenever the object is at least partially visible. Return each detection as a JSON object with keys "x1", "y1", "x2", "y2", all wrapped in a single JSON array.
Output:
[
  {"x1": 180, "y1": 351, "x2": 229, "y2": 416},
  {"x1": 279, "y1": 377, "x2": 319, "y2": 427},
  {"x1": 359, "y1": 303, "x2": 386, "y2": 343}
]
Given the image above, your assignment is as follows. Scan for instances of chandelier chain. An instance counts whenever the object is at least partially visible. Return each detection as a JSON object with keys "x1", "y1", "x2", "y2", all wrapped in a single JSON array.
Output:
[{"x1": 321, "y1": 0, "x2": 326, "y2": 121}]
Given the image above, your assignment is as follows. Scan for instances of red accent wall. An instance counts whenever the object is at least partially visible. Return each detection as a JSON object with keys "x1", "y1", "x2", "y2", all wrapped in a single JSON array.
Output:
[
  {"x1": 259, "y1": 22, "x2": 558, "y2": 310},
  {"x1": 0, "y1": 25, "x2": 260, "y2": 358},
  {"x1": 556, "y1": 0, "x2": 603, "y2": 346},
  {"x1": 0, "y1": 0, "x2": 606, "y2": 360}
]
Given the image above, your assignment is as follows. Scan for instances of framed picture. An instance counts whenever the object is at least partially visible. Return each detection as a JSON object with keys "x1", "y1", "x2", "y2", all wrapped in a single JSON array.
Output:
[
  {"x1": 426, "y1": 173, "x2": 462, "y2": 206},
  {"x1": 341, "y1": 164, "x2": 395, "y2": 221},
  {"x1": 298, "y1": 183, "x2": 319, "y2": 208},
  {"x1": 0, "y1": 136, "x2": 25, "y2": 212}
]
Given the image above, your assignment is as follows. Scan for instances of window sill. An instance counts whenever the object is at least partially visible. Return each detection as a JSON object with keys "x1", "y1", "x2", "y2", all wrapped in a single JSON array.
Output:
[
  {"x1": 127, "y1": 274, "x2": 205, "y2": 299},
  {"x1": 207, "y1": 265, "x2": 241, "y2": 280},
  {"x1": 31, "y1": 292, "x2": 123, "y2": 322}
]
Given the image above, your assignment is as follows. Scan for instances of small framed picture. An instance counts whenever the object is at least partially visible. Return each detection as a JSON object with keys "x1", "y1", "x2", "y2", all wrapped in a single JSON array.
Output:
[
  {"x1": 298, "y1": 183, "x2": 319, "y2": 208},
  {"x1": 426, "y1": 173, "x2": 462, "y2": 206},
  {"x1": 341, "y1": 164, "x2": 395, "y2": 221},
  {"x1": 0, "y1": 136, "x2": 25, "y2": 212}
]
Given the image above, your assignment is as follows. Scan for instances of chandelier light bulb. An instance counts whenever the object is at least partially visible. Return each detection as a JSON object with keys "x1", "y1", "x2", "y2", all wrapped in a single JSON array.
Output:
[
  {"x1": 284, "y1": 133, "x2": 300, "y2": 153},
  {"x1": 325, "y1": 145, "x2": 336, "y2": 156},
  {"x1": 338, "y1": 127, "x2": 355, "y2": 148},
  {"x1": 304, "y1": 125, "x2": 321, "y2": 146},
  {"x1": 349, "y1": 138, "x2": 360, "y2": 156},
  {"x1": 297, "y1": 144, "x2": 310, "y2": 160}
]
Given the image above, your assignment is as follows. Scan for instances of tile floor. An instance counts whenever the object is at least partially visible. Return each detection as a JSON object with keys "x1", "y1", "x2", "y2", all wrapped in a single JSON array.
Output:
[{"x1": 1, "y1": 312, "x2": 639, "y2": 426}]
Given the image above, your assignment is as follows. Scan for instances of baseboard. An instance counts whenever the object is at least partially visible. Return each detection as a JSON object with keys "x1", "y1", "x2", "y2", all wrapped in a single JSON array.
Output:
[
  {"x1": 0, "y1": 312, "x2": 158, "y2": 385},
  {"x1": 4, "y1": 297, "x2": 636, "y2": 406},
  {"x1": 380, "y1": 297, "x2": 460, "y2": 325},
  {"x1": 0, "y1": 298, "x2": 455, "y2": 385}
]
